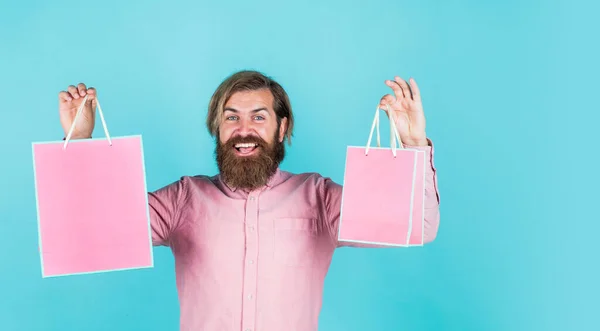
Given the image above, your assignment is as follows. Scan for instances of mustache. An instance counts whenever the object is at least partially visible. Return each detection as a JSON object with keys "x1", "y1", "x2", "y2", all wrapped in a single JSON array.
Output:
[{"x1": 226, "y1": 135, "x2": 268, "y2": 147}]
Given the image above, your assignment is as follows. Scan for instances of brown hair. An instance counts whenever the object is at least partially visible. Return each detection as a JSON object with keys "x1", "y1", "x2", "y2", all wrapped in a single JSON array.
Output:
[{"x1": 206, "y1": 70, "x2": 294, "y2": 144}]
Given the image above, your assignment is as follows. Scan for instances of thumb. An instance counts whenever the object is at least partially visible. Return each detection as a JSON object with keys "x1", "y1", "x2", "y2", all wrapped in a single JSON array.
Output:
[
  {"x1": 89, "y1": 98, "x2": 97, "y2": 111},
  {"x1": 85, "y1": 93, "x2": 97, "y2": 112},
  {"x1": 86, "y1": 87, "x2": 97, "y2": 108}
]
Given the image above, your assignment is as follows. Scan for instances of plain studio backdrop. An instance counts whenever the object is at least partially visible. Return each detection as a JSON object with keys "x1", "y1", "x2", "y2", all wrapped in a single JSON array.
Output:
[{"x1": 0, "y1": 0, "x2": 597, "y2": 330}]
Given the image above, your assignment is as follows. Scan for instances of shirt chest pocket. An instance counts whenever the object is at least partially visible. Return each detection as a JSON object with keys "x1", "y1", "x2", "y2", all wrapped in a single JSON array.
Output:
[{"x1": 272, "y1": 217, "x2": 318, "y2": 268}]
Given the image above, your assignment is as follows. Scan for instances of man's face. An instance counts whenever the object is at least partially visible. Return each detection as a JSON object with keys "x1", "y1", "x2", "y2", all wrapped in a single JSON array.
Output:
[{"x1": 215, "y1": 88, "x2": 288, "y2": 190}]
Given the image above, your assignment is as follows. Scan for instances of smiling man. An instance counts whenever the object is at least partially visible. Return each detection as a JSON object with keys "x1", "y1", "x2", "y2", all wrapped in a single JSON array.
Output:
[
  {"x1": 212, "y1": 85, "x2": 288, "y2": 191},
  {"x1": 57, "y1": 70, "x2": 440, "y2": 331}
]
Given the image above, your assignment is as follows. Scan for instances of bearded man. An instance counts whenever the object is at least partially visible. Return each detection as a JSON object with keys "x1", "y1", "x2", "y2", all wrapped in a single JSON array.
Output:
[{"x1": 57, "y1": 70, "x2": 440, "y2": 331}]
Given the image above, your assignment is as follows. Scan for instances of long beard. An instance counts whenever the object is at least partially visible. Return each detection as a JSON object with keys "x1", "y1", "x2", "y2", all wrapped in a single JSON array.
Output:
[{"x1": 215, "y1": 131, "x2": 285, "y2": 191}]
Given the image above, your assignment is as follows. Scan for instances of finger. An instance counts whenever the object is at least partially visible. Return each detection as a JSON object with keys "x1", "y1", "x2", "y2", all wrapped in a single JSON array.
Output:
[
  {"x1": 85, "y1": 87, "x2": 96, "y2": 99},
  {"x1": 385, "y1": 79, "x2": 404, "y2": 101},
  {"x1": 409, "y1": 77, "x2": 421, "y2": 102},
  {"x1": 394, "y1": 76, "x2": 412, "y2": 100},
  {"x1": 67, "y1": 85, "x2": 80, "y2": 99},
  {"x1": 58, "y1": 91, "x2": 73, "y2": 103},
  {"x1": 77, "y1": 83, "x2": 87, "y2": 97},
  {"x1": 379, "y1": 94, "x2": 395, "y2": 109}
]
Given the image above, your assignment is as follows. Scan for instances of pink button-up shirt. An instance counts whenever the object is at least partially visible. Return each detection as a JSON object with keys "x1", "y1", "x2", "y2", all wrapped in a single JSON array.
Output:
[{"x1": 148, "y1": 142, "x2": 440, "y2": 331}]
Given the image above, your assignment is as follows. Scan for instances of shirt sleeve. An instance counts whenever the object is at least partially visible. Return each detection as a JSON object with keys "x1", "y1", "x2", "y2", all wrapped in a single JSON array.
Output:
[
  {"x1": 324, "y1": 138, "x2": 441, "y2": 248},
  {"x1": 147, "y1": 177, "x2": 188, "y2": 247},
  {"x1": 406, "y1": 138, "x2": 440, "y2": 243}
]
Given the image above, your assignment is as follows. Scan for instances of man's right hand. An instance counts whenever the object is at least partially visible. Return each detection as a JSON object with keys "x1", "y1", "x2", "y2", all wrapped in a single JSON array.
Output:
[{"x1": 58, "y1": 83, "x2": 97, "y2": 139}]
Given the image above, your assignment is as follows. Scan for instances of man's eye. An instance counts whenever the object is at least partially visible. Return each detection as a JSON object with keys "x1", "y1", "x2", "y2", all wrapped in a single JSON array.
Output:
[
  {"x1": 254, "y1": 115, "x2": 265, "y2": 120},
  {"x1": 226, "y1": 116, "x2": 237, "y2": 121}
]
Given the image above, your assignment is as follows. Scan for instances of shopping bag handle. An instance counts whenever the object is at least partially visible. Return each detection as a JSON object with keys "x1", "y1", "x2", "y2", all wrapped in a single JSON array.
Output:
[
  {"x1": 365, "y1": 104, "x2": 404, "y2": 157},
  {"x1": 63, "y1": 94, "x2": 112, "y2": 150}
]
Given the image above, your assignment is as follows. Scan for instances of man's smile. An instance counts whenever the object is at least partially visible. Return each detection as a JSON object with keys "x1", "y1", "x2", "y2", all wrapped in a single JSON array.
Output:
[{"x1": 234, "y1": 142, "x2": 259, "y2": 156}]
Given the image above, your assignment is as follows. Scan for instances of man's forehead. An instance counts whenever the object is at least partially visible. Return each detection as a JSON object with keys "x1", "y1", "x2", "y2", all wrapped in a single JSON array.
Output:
[{"x1": 225, "y1": 89, "x2": 274, "y2": 111}]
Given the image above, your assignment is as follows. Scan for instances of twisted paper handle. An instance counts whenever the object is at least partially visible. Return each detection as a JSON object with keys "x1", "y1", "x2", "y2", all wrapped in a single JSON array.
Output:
[
  {"x1": 63, "y1": 94, "x2": 112, "y2": 150},
  {"x1": 365, "y1": 104, "x2": 403, "y2": 157}
]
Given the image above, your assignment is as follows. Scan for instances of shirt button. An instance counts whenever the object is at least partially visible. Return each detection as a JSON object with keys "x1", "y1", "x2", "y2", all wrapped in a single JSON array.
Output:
[
  {"x1": 249, "y1": 260, "x2": 254, "y2": 264},
  {"x1": 248, "y1": 226, "x2": 254, "y2": 232},
  {"x1": 249, "y1": 196, "x2": 255, "y2": 201},
  {"x1": 248, "y1": 294, "x2": 253, "y2": 299}
]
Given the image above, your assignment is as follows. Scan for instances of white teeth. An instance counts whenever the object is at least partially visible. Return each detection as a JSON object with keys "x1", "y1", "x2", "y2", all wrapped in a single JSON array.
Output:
[{"x1": 235, "y1": 143, "x2": 258, "y2": 148}]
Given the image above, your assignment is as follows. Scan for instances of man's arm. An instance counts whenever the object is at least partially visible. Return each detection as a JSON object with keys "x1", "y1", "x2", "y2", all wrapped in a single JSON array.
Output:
[
  {"x1": 324, "y1": 139, "x2": 440, "y2": 248},
  {"x1": 408, "y1": 139, "x2": 440, "y2": 243},
  {"x1": 147, "y1": 177, "x2": 188, "y2": 246}
]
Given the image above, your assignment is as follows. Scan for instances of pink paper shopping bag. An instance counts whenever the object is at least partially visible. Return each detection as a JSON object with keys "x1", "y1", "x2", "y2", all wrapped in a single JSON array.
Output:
[
  {"x1": 32, "y1": 95, "x2": 153, "y2": 277},
  {"x1": 337, "y1": 105, "x2": 425, "y2": 247}
]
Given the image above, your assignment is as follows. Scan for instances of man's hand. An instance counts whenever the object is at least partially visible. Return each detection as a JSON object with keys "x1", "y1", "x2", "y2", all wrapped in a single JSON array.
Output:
[
  {"x1": 58, "y1": 83, "x2": 97, "y2": 139},
  {"x1": 379, "y1": 76, "x2": 428, "y2": 146}
]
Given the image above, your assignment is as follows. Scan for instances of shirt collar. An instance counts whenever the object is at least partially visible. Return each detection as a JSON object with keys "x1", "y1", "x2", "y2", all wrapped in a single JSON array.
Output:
[{"x1": 218, "y1": 167, "x2": 285, "y2": 193}]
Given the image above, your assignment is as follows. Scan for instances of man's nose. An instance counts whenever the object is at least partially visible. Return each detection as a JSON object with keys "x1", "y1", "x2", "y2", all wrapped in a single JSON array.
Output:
[{"x1": 237, "y1": 118, "x2": 254, "y2": 135}]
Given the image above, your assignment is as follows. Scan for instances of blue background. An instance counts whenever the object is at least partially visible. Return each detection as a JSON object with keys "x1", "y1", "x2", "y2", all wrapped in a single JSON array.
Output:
[{"x1": 1, "y1": 0, "x2": 597, "y2": 330}]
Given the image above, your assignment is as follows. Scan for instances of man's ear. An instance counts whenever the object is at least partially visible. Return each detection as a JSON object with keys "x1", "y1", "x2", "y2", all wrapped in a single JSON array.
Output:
[{"x1": 278, "y1": 117, "x2": 288, "y2": 142}]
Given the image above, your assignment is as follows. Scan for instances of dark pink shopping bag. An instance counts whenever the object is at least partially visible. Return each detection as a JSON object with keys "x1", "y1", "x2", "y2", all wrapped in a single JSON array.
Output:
[
  {"x1": 32, "y1": 96, "x2": 153, "y2": 277},
  {"x1": 337, "y1": 106, "x2": 425, "y2": 246}
]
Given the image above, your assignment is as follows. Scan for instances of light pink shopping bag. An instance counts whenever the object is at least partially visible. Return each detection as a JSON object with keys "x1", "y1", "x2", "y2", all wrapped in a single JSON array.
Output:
[
  {"x1": 337, "y1": 105, "x2": 425, "y2": 246},
  {"x1": 32, "y1": 95, "x2": 153, "y2": 277},
  {"x1": 408, "y1": 149, "x2": 425, "y2": 246}
]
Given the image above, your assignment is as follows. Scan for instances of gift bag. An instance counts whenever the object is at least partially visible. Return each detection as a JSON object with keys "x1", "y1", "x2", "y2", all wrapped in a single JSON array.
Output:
[
  {"x1": 32, "y1": 95, "x2": 153, "y2": 277},
  {"x1": 337, "y1": 105, "x2": 425, "y2": 247},
  {"x1": 407, "y1": 147, "x2": 425, "y2": 246}
]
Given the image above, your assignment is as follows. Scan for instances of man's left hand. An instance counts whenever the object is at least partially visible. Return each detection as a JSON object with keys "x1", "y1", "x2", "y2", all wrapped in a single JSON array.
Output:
[{"x1": 379, "y1": 76, "x2": 429, "y2": 147}]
